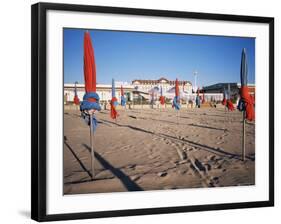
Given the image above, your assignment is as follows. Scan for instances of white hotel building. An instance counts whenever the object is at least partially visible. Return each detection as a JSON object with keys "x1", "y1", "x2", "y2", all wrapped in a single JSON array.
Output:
[
  {"x1": 64, "y1": 77, "x2": 194, "y2": 103},
  {"x1": 132, "y1": 77, "x2": 193, "y2": 95}
]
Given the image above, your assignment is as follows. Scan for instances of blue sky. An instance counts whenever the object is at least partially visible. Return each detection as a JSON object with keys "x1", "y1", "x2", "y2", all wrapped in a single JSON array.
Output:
[{"x1": 64, "y1": 28, "x2": 255, "y2": 86}]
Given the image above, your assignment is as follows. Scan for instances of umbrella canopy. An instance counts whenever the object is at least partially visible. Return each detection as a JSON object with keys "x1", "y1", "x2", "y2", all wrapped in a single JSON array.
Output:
[
  {"x1": 175, "y1": 79, "x2": 179, "y2": 97},
  {"x1": 222, "y1": 87, "x2": 227, "y2": 106},
  {"x1": 73, "y1": 81, "x2": 80, "y2": 105},
  {"x1": 159, "y1": 86, "x2": 165, "y2": 105},
  {"x1": 240, "y1": 48, "x2": 248, "y2": 87},
  {"x1": 226, "y1": 83, "x2": 234, "y2": 111},
  {"x1": 227, "y1": 83, "x2": 231, "y2": 99},
  {"x1": 172, "y1": 79, "x2": 180, "y2": 110},
  {"x1": 121, "y1": 85, "x2": 124, "y2": 96},
  {"x1": 84, "y1": 32, "x2": 96, "y2": 93},
  {"x1": 196, "y1": 87, "x2": 201, "y2": 107},
  {"x1": 121, "y1": 85, "x2": 126, "y2": 106},
  {"x1": 110, "y1": 78, "x2": 118, "y2": 119},
  {"x1": 80, "y1": 31, "x2": 101, "y2": 131},
  {"x1": 202, "y1": 87, "x2": 205, "y2": 103},
  {"x1": 238, "y1": 48, "x2": 255, "y2": 121}
]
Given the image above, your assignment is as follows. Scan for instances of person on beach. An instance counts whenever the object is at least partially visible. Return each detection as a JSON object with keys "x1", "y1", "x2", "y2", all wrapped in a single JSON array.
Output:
[{"x1": 196, "y1": 95, "x2": 201, "y2": 108}]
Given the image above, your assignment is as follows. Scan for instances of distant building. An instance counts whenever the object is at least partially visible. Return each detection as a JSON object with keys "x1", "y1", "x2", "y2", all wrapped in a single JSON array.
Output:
[
  {"x1": 203, "y1": 83, "x2": 255, "y2": 97},
  {"x1": 64, "y1": 77, "x2": 198, "y2": 104},
  {"x1": 132, "y1": 77, "x2": 193, "y2": 95},
  {"x1": 64, "y1": 83, "x2": 134, "y2": 103}
]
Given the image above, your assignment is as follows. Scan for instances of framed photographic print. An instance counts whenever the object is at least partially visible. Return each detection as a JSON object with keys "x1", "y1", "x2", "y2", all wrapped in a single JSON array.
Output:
[{"x1": 31, "y1": 2, "x2": 274, "y2": 222}]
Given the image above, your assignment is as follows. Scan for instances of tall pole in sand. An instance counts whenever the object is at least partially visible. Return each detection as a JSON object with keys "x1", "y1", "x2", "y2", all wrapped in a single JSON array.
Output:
[
  {"x1": 242, "y1": 111, "x2": 246, "y2": 161},
  {"x1": 89, "y1": 112, "x2": 95, "y2": 178},
  {"x1": 82, "y1": 31, "x2": 101, "y2": 179},
  {"x1": 240, "y1": 48, "x2": 249, "y2": 161}
]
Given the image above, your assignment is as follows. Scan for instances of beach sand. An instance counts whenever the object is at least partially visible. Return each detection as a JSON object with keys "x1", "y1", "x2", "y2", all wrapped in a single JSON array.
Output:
[{"x1": 63, "y1": 105, "x2": 255, "y2": 194}]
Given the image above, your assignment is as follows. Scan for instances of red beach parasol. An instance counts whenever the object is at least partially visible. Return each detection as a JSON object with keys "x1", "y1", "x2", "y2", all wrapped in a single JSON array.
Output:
[
  {"x1": 226, "y1": 100, "x2": 235, "y2": 111},
  {"x1": 175, "y1": 79, "x2": 179, "y2": 98},
  {"x1": 226, "y1": 83, "x2": 235, "y2": 111},
  {"x1": 80, "y1": 31, "x2": 101, "y2": 178},
  {"x1": 202, "y1": 87, "x2": 205, "y2": 104},
  {"x1": 159, "y1": 86, "x2": 165, "y2": 105},
  {"x1": 73, "y1": 81, "x2": 80, "y2": 105},
  {"x1": 110, "y1": 78, "x2": 118, "y2": 120},
  {"x1": 84, "y1": 32, "x2": 97, "y2": 94}
]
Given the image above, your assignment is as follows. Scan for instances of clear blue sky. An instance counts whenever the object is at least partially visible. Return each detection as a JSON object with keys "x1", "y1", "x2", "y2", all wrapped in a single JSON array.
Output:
[{"x1": 64, "y1": 28, "x2": 255, "y2": 86}]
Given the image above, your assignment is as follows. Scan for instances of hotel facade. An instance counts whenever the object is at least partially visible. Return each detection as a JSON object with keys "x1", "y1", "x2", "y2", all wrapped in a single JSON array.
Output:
[
  {"x1": 132, "y1": 77, "x2": 193, "y2": 95},
  {"x1": 64, "y1": 77, "x2": 194, "y2": 103}
]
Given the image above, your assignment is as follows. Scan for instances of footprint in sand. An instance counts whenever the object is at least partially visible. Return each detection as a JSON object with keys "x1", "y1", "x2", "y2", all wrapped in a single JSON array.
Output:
[
  {"x1": 148, "y1": 154, "x2": 157, "y2": 159},
  {"x1": 126, "y1": 164, "x2": 136, "y2": 170},
  {"x1": 152, "y1": 137, "x2": 159, "y2": 141},
  {"x1": 121, "y1": 145, "x2": 132, "y2": 151},
  {"x1": 216, "y1": 136, "x2": 223, "y2": 140},
  {"x1": 157, "y1": 171, "x2": 168, "y2": 177}
]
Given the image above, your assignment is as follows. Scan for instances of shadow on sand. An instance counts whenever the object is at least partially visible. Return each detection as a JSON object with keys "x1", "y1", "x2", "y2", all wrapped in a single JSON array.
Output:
[
  {"x1": 99, "y1": 120, "x2": 254, "y2": 161},
  {"x1": 160, "y1": 133, "x2": 255, "y2": 161},
  {"x1": 64, "y1": 139, "x2": 143, "y2": 191},
  {"x1": 64, "y1": 138, "x2": 93, "y2": 179},
  {"x1": 100, "y1": 119, "x2": 155, "y2": 135},
  {"x1": 189, "y1": 123, "x2": 227, "y2": 131},
  {"x1": 82, "y1": 144, "x2": 143, "y2": 191}
]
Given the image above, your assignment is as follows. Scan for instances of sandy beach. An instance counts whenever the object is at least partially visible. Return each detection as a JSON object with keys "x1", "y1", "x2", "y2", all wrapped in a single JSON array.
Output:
[{"x1": 63, "y1": 105, "x2": 255, "y2": 194}]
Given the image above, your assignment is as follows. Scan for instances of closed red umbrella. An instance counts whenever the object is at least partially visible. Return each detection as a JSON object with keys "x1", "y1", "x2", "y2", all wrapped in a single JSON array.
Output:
[
  {"x1": 110, "y1": 78, "x2": 118, "y2": 120},
  {"x1": 202, "y1": 87, "x2": 205, "y2": 104},
  {"x1": 80, "y1": 31, "x2": 101, "y2": 178},
  {"x1": 73, "y1": 81, "x2": 80, "y2": 105},
  {"x1": 84, "y1": 32, "x2": 96, "y2": 93},
  {"x1": 226, "y1": 83, "x2": 234, "y2": 111},
  {"x1": 175, "y1": 79, "x2": 179, "y2": 98},
  {"x1": 159, "y1": 86, "x2": 165, "y2": 105},
  {"x1": 226, "y1": 99, "x2": 235, "y2": 111},
  {"x1": 172, "y1": 79, "x2": 180, "y2": 110}
]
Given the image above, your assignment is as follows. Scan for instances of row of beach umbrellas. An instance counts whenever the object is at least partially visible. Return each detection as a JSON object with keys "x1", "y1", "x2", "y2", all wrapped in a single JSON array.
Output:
[{"x1": 76, "y1": 31, "x2": 255, "y2": 178}]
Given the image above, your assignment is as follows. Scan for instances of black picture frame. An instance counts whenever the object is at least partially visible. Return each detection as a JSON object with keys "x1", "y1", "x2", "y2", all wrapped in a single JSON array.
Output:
[{"x1": 31, "y1": 2, "x2": 274, "y2": 222}]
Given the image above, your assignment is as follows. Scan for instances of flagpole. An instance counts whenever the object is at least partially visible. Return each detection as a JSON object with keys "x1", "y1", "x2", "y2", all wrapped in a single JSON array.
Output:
[
  {"x1": 90, "y1": 112, "x2": 95, "y2": 179},
  {"x1": 242, "y1": 111, "x2": 246, "y2": 161}
]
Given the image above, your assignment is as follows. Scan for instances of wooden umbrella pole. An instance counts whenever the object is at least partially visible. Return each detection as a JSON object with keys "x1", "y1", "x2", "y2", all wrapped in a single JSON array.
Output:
[
  {"x1": 242, "y1": 111, "x2": 246, "y2": 161},
  {"x1": 90, "y1": 112, "x2": 95, "y2": 179}
]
